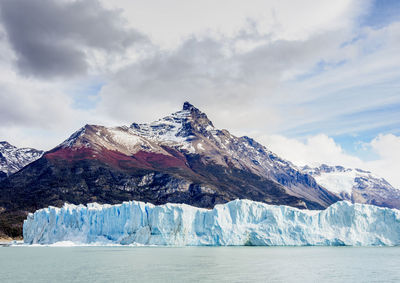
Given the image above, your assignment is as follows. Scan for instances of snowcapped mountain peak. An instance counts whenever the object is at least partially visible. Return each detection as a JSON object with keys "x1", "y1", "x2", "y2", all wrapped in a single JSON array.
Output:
[
  {"x1": 129, "y1": 102, "x2": 215, "y2": 153},
  {"x1": 181, "y1": 101, "x2": 214, "y2": 127},
  {"x1": 0, "y1": 141, "x2": 43, "y2": 177},
  {"x1": 0, "y1": 141, "x2": 13, "y2": 148},
  {"x1": 182, "y1": 101, "x2": 196, "y2": 111},
  {"x1": 0, "y1": 141, "x2": 19, "y2": 153}
]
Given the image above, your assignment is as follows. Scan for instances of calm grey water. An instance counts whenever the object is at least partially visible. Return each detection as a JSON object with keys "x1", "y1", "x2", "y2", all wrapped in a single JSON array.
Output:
[{"x1": 0, "y1": 246, "x2": 399, "y2": 282}]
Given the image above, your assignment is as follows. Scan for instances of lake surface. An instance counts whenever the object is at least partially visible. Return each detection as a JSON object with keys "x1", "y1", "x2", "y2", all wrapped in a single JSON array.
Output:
[{"x1": 0, "y1": 246, "x2": 399, "y2": 282}]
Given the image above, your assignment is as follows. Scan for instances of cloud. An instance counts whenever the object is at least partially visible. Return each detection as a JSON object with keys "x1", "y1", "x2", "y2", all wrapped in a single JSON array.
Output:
[
  {"x1": 95, "y1": 29, "x2": 349, "y2": 131},
  {"x1": 92, "y1": 0, "x2": 386, "y2": 137},
  {"x1": 0, "y1": 78, "x2": 75, "y2": 129},
  {"x1": 257, "y1": 133, "x2": 400, "y2": 189},
  {"x1": 370, "y1": 134, "x2": 400, "y2": 160},
  {"x1": 102, "y1": 0, "x2": 368, "y2": 47},
  {"x1": 0, "y1": 0, "x2": 377, "y2": 135},
  {"x1": 0, "y1": 0, "x2": 148, "y2": 78},
  {"x1": 258, "y1": 134, "x2": 364, "y2": 168},
  {"x1": 0, "y1": 69, "x2": 92, "y2": 149},
  {"x1": 366, "y1": 134, "x2": 400, "y2": 188},
  {"x1": 276, "y1": 22, "x2": 400, "y2": 137}
]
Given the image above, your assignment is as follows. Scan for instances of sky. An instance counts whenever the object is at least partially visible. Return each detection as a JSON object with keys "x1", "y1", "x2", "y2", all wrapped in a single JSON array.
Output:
[{"x1": 0, "y1": 0, "x2": 399, "y2": 187}]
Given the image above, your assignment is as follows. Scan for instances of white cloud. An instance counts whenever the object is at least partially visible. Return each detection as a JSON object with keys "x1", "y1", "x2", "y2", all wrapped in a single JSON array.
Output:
[
  {"x1": 367, "y1": 134, "x2": 400, "y2": 188},
  {"x1": 258, "y1": 134, "x2": 363, "y2": 167},
  {"x1": 94, "y1": 28, "x2": 351, "y2": 134},
  {"x1": 277, "y1": 22, "x2": 400, "y2": 137}
]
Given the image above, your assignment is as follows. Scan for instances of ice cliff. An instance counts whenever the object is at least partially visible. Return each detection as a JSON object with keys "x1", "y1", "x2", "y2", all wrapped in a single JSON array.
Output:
[{"x1": 23, "y1": 200, "x2": 400, "y2": 246}]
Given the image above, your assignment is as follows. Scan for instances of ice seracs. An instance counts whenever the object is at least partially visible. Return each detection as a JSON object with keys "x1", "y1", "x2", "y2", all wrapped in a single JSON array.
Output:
[{"x1": 23, "y1": 199, "x2": 400, "y2": 246}]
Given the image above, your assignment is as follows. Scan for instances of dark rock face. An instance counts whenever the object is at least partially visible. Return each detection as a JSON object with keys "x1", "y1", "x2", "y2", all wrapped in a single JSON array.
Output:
[
  {"x1": 5, "y1": 155, "x2": 306, "y2": 210},
  {"x1": 0, "y1": 171, "x2": 6, "y2": 181},
  {"x1": 179, "y1": 101, "x2": 215, "y2": 137},
  {"x1": 0, "y1": 103, "x2": 339, "y2": 237}
]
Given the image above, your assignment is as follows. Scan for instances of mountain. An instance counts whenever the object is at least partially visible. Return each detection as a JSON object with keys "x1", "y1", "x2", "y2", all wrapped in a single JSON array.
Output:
[
  {"x1": 128, "y1": 102, "x2": 337, "y2": 207},
  {"x1": 0, "y1": 141, "x2": 43, "y2": 180},
  {"x1": 0, "y1": 102, "x2": 338, "y2": 237},
  {"x1": 303, "y1": 164, "x2": 400, "y2": 208}
]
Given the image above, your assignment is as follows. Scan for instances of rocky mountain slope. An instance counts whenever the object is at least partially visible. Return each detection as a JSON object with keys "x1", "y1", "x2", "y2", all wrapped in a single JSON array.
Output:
[
  {"x1": 0, "y1": 141, "x2": 43, "y2": 180},
  {"x1": 303, "y1": 164, "x2": 400, "y2": 208},
  {"x1": 0, "y1": 102, "x2": 339, "y2": 237}
]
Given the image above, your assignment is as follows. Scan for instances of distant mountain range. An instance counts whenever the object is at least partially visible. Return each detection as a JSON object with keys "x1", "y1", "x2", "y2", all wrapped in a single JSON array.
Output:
[
  {"x1": 0, "y1": 102, "x2": 398, "y2": 238},
  {"x1": 303, "y1": 164, "x2": 400, "y2": 208}
]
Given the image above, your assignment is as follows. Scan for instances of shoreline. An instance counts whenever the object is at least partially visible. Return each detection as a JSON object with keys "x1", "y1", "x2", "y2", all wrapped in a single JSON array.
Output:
[{"x1": 0, "y1": 237, "x2": 22, "y2": 246}]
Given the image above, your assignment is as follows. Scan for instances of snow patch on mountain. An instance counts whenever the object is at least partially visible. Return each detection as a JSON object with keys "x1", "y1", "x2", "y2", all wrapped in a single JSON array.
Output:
[
  {"x1": 23, "y1": 199, "x2": 400, "y2": 246},
  {"x1": 58, "y1": 125, "x2": 171, "y2": 156},
  {"x1": 312, "y1": 171, "x2": 356, "y2": 196},
  {"x1": 130, "y1": 107, "x2": 198, "y2": 153}
]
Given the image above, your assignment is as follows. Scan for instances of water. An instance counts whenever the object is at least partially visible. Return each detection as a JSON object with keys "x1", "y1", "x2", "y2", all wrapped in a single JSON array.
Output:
[{"x1": 1, "y1": 246, "x2": 399, "y2": 282}]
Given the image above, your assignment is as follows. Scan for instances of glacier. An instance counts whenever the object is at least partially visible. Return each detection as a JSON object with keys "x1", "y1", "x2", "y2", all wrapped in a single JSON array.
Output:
[{"x1": 23, "y1": 199, "x2": 400, "y2": 246}]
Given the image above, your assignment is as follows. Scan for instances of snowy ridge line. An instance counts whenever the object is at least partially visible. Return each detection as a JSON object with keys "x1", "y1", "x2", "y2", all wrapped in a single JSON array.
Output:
[
  {"x1": 23, "y1": 199, "x2": 400, "y2": 246},
  {"x1": 0, "y1": 141, "x2": 43, "y2": 175},
  {"x1": 303, "y1": 164, "x2": 400, "y2": 207}
]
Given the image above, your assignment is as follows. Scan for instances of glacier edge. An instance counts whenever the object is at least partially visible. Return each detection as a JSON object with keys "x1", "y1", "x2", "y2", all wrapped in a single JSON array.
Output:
[{"x1": 23, "y1": 200, "x2": 400, "y2": 246}]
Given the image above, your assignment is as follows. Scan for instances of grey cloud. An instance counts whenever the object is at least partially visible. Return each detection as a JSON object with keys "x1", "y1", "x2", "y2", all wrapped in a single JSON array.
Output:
[
  {"x1": 96, "y1": 30, "x2": 345, "y2": 131},
  {"x1": 0, "y1": 0, "x2": 148, "y2": 78}
]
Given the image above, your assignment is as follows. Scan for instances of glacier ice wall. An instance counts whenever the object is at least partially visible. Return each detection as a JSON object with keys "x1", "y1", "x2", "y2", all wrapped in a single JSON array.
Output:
[{"x1": 23, "y1": 200, "x2": 400, "y2": 246}]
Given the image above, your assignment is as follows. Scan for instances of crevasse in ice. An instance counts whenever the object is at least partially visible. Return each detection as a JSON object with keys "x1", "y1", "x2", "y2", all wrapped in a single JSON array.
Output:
[{"x1": 23, "y1": 200, "x2": 400, "y2": 246}]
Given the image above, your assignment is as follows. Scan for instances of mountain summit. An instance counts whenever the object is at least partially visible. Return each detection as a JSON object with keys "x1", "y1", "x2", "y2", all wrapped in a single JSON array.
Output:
[
  {"x1": 0, "y1": 102, "x2": 339, "y2": 237},
  {"x1": 130, "y1": 101, "x2": 214, "y2": 142}
]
